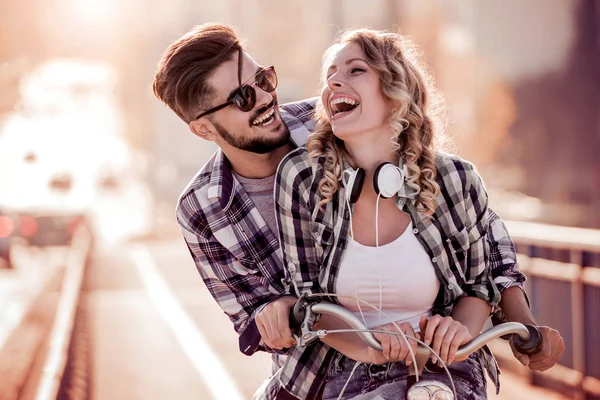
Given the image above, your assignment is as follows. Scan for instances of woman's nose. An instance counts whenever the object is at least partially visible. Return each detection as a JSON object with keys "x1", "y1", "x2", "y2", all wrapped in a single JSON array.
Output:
[{"x1": 327, "y1": 75, "x2": 344, "y2": 89}]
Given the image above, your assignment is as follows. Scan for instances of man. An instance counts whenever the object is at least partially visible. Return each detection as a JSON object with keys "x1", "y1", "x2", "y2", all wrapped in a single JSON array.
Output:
[{"x1": 152, "y1": 23, "x2": 564, "y2": 399}]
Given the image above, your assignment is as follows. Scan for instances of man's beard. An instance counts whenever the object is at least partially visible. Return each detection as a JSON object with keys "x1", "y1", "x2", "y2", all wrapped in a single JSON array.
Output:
[{"x1": 213, "y1": 121, "x2": 290, "y2": 154}]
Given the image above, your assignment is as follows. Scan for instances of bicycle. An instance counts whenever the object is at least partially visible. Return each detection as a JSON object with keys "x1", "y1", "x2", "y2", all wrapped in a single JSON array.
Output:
[{"x1": 288, "y1": 293, "x2": 542, "y2": 400}]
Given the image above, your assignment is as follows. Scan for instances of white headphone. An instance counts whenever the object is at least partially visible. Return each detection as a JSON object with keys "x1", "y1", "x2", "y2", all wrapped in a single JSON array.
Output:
[{"x1": 342, "y1": 162, "x2": 404, "y2": 203}]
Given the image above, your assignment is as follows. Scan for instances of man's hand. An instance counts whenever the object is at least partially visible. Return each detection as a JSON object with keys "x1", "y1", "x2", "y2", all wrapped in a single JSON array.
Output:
[
  {"x1": 255, "y1": 296, "x2": 298, "y2": 350},
  {"x1": 510, "y1": 326, "x2": 565, "y2": 371}
]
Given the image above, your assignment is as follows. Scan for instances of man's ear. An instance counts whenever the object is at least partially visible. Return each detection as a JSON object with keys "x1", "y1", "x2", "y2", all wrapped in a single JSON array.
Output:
[{"x1": 189, "y1": 117, "x2": 217, "y2": 141}]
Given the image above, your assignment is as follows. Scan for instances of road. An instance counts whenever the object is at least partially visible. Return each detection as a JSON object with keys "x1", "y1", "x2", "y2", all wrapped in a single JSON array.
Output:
[{"x1": 80, "y1": 236, "x2": 270, "y2": 400}]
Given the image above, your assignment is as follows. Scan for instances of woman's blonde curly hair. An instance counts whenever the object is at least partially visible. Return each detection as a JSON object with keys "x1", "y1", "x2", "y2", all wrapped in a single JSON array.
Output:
[{"x1": 307, "y1": 28, "x2": 449, "y2": 217}]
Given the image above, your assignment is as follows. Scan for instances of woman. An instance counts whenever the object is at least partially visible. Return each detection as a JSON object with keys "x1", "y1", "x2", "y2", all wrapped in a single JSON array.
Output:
[{"x1": 273, "y1": 29, "x2": 500, "y2": 400}]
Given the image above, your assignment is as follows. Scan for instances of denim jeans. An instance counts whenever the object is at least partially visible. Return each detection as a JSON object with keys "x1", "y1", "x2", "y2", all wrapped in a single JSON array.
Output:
[{"x1": 321, "y1": 352, "x2": 487, "y2": 400}]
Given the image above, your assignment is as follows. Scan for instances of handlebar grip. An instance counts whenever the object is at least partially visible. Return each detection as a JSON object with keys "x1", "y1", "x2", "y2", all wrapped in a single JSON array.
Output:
[
  {"x1": 289, "y1": 299, "x2": 306, "y2": 330},
  {"x1": 513, "y1": 324, "x2": 543, "y2": 355}
]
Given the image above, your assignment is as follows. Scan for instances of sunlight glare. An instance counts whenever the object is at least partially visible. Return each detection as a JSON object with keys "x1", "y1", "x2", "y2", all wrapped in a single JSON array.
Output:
[{"x1": 72, "y1": 0, "x2": 117, "y2": 22}]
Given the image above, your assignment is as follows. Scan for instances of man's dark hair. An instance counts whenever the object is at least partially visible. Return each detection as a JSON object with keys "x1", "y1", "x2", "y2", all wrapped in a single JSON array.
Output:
[{"x1": 153, "y1": 23, "x2": 243, "y2": 123}]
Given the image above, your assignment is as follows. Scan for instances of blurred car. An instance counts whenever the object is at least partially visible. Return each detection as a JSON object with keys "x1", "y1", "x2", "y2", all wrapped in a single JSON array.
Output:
[
  {"x1": 0, "y1": 59, "x2": 153, "y2": 249},
  {"x1": 0, "y1": 141, "x2": 90, "y2": 248}
]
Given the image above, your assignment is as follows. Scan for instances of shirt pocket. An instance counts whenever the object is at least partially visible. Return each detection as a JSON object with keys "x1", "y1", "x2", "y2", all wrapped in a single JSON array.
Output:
[
  {"x1": 444, "y1": 228, "x2": 470, "y2": 279},
  {"x1": 235, "y1": 239, "x2": 275, "y2": 272},
  {"x1": 310, "y1": 221, "x2": 335, "y2": 262}
]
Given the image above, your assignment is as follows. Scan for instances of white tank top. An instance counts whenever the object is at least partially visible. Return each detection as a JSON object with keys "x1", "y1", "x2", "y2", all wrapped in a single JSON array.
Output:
[{"x1": 335, "y1": 221, "x2": 440, "y2": 330}]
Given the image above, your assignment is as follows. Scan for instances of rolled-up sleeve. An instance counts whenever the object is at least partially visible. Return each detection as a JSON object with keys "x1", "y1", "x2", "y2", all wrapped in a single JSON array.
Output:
[
  {"x1": 462, "y1": 165, "x2": 501, "y2": 306},
  {"x1": 487, "y1": 209, "x2": 527, "y2": 292}
]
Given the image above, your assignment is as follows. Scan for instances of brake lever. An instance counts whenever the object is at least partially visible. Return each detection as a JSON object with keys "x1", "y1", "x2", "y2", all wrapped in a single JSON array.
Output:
[
  {"x1": 294, "y1": 305, "x2": 323, "y2": 347},
  {"x1": 289, "y1": 293, "x2": 314, "y2": 346}
]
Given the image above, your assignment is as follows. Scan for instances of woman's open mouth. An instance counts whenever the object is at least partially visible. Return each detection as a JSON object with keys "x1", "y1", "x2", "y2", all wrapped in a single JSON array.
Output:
[{"x1": 330, "y1": 97, "x2": 359, "y2": 120}]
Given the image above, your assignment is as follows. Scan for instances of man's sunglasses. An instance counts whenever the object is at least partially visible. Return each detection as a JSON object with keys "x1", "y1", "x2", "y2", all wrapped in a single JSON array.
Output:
[{"x1": 196, "y1": 65, "x2": 278, "y2": 119}]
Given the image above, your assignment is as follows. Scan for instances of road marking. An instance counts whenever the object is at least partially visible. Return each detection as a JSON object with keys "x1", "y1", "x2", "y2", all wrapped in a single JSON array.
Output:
[{"x1": 129, "y1": 245, "x2": 245, "y2": 400}]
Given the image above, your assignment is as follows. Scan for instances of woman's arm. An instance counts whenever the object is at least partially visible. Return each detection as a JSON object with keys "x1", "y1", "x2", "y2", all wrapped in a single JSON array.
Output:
[
  {"x1": 450, "y1": 296, "x2": 491, "y2": 338},
  {"x1": 460, "y1": 163, "x2": 501, "y2": 306},
  {"x1": 421, "y1": 160, "x2": 499, "y2": 365}
]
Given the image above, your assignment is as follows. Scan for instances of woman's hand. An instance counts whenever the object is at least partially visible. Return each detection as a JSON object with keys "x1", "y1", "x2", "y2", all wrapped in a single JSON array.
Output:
[
  {"x1": 366, "y1": 321, "x2": 419, "y2": 365},
  {"x1": 419, "y1": 315, "x2": 472, "y2": 365}
]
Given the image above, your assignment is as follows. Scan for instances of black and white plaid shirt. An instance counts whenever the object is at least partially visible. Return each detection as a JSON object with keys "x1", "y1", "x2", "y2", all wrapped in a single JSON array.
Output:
[
  {"x1": 273, "y1": 146, "x2": 503, "y2": 398},
  {"x1": 176, "y1": 98, "x2": 525, "y2": 399}
]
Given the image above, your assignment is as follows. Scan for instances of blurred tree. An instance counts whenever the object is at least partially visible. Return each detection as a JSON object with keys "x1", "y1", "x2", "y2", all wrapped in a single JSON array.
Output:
[
  {"x1": 0, "y1": 61, "x2": 25, "y2": 116},
  {"x1": 508, "y1": 0, "x2": 600, "y2": 227},
  {"x1": 477, "y1": 81, "x2": 518, "y2": 166},
  {"x1": 0, "y1": 0, "x2": 41, "y2": 116}
]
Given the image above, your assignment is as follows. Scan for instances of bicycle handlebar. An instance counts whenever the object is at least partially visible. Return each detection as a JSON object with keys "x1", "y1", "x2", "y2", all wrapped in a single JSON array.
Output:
[{"x1": 289, "y1": 298, "x2": 543, "y2": 356}]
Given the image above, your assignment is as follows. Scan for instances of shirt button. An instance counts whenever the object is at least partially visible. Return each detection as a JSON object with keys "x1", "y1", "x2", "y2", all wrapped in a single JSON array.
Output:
[
  {"x1": 446, "y1": 238, "x2": 451, "y2": 243},
  {"x1": 413, "y1": 228, "x2": 419, "y2": 234},
  {"x1": 432, "y1": 257, "x2": 437, "y2": 263},
  {"x1": 447, "y1": 285, "x2": 452, "y2": 290}
]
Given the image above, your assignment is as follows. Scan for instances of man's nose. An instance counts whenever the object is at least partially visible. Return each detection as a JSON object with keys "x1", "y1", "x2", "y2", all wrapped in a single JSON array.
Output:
[{"x1": 254, "y1": 84, "x2": 274, "y2": 108}]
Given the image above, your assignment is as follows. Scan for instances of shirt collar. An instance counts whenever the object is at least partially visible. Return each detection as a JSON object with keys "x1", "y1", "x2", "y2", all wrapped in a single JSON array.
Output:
[
  {"x1": 395, "y1": 157, "x2": 419, "y2": 208},
  {"x1": 280, "y1": 106, "x2": 311, "y2": 147},
  {"x1": 207, "y1": 149, "x2": 235, "y2": 210}
]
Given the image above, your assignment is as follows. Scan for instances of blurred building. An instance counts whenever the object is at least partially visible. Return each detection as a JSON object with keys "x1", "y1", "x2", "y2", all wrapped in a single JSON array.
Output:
[{"x1": 0, "y1": 0, "x2": 598, "y2": 227}]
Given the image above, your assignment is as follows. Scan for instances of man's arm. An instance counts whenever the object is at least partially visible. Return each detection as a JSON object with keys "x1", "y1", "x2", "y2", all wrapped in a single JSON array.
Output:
[
  {"x1": 176, "y1": 206, "x2": 285, "y2": 356},
  {"x1": 498, "y1": 286, "x2": 565, "y2": 371},
  {"x1": 487, "y1": 210, "x2": 565, "y2": 371}
]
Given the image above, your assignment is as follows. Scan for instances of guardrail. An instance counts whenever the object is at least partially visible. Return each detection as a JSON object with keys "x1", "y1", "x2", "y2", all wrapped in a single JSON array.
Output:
[
  {"x1": 500, "y1": 220, "x2": 600, "y2": 400},
  {"x1": 34, "y1": 225, "x2": 92, "y2": 400}
]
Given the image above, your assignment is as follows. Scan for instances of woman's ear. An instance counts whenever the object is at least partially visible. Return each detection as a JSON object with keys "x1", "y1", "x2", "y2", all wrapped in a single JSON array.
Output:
[{"x1": 189, "y1": 117, "x2": 217, "y2": 141}]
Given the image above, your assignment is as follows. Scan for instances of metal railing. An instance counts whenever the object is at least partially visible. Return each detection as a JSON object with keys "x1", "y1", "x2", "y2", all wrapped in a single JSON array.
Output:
[
  {"x1": 35, "y1": 225, "x2": 92, "y2": 400},
  {"x1": 502, "y1": 220, "x2": 600, "y2": 400}
]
